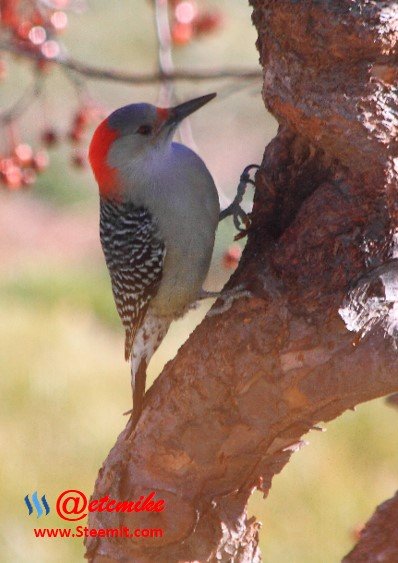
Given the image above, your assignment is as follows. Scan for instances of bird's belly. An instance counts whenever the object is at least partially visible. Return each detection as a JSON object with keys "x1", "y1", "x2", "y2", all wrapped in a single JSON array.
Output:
[
  {"x1": 124, "y1": 145, "x2": 220, "y2": 318},
  {"x1": 150, "y1": 229, "x2": 214, "y2": 317}
]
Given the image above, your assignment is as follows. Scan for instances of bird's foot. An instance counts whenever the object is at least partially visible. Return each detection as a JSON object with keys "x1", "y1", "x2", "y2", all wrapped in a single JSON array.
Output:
[
  {"x1": 198, "y1": 289, "x2": 223, "y2": 300},
  {"x1": 189, "y1": 289, "x2": 224, "y2": 310},
  {"x1": 219, "y1": 164, "x2": 259, "y2": 240},
  {"x1": 206, "y1": 284, "x2": 252, "y2": 317}
]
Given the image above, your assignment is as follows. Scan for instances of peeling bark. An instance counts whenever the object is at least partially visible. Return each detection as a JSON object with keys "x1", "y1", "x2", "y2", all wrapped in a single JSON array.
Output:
[{"x1": 85, "y1": 1, "x2": 398, "y2": 561}]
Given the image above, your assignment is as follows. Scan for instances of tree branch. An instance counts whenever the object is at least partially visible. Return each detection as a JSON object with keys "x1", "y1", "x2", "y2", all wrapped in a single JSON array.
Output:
[
  {"x1": 343, "y1": 491, "x2": 398, "y2": 562},
  {"x1": 0, "y1": 76, "x2": 43, "y2": 124},
  {"x1": 85, "y1": 1, "x2": 398, "y2": 560},
  {"x1": 0, "y1": 40, "x2": 262, "y2": 84}
]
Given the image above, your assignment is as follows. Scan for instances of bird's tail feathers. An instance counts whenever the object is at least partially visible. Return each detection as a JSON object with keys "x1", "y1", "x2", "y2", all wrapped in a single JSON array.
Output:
[
  {"x1": 124, "y1": 309, "x2": 146, "y2": 361},
  {"x1": 131, "y1": 358, "x2": 147, "y2": 426},
  {"x1": 125, "y1": 323, "x2": 139, "y2": 362},
  {"x1": 129, "y1": 312, "x2": 171, "y2": 426}
]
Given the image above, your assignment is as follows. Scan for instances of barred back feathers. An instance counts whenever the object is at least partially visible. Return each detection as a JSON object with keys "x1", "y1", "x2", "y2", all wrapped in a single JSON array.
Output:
[{"x1": 99, "y1": 198, "x2": 165, "y2": 360}]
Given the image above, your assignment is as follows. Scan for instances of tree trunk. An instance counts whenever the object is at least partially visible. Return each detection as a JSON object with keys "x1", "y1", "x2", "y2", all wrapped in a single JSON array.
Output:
[
  {"x1": 343, "y1": 490, "x2": 398, "y2": 562},
  {"x1": 85, "y1": 1, "x2": 398, "y2": 561}
]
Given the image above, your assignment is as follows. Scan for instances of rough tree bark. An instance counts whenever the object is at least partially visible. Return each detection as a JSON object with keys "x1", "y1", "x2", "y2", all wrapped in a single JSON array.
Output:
[
  {"x1": 85, "y1": 1, "x2": 398, "y2": 561},
  {"x1": 343, "y1": 490, "x2": 398, "y2": 562}
]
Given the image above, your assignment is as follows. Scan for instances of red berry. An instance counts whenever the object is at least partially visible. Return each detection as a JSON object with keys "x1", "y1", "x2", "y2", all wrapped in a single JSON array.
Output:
[
  {"x1": 351, "y1": 524, "x2": 364, "y2": 542},
  {"x1": 41, "y1": 40, "x2": 60, "y2": 59},
  {"x1": 50, "y1": 11, "x2": 68, "y2": 32},
  {"x1": 193, "y1": 11, "x2": 222, "y2": 36},
  {"x1": 4, "y1": 166, "x2": 23, "y2": 189},
  {"x1": 74, "y1": 109, "x2": 90, "y2": 128},
  {"x1": 171, "y1": 22, "x2": 193, "y2": 45},
  {"x1": 223, "y1": 244, "x2": 242, "y2": 270},
  {"x1": 17, "y1": 21, "x2": 33, "y2": 40},
  {"x1": 41, "y1": 128, "x2": 59, "y2": 147},
  {"x1": 32, "y1": 149, "x2": 49, "y2": 172},
  {"x1": 0, "y1": 157, "x2": 15, "y2": 175},
  {"x1": 14, "y1": 143, "x2": 33, "y2": 166},
  {"x1": 31, "y1": 11, "x2": 45, "y2": 26},
  {"x1": 36, "y1": 59, "x2": 52, "y2": 73},
  {"x1": 28, "y1": 25, "x2": 46, "y2": 45},
  {"x1": 174, "y1": 1, "x2": 197, "y2": 24},
  {"x1": 71, "y1": 150, "x2": 86, "y2": 168},
  {"x1": 1, "y1": 0, "x2": 19, "y2": 28}
]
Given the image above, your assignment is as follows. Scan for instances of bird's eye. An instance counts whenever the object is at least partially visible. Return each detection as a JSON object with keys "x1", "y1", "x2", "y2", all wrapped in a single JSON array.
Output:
[{"x1": 137, "y1": 124, "x2": 153, "y2": 136}]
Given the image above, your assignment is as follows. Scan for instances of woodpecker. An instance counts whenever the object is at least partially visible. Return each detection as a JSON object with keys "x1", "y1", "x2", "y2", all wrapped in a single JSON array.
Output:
[{"x1": 89, "y1": 93, "x2": 220, "y2": 426}]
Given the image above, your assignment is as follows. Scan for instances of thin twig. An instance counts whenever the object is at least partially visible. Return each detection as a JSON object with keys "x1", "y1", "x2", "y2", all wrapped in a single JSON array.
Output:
[
  {"x1": 0, "y1": 77, "x2": 43, "y2": 124},
  {"x1": 152, "y1": 0, "x2": 196, "y2": 147},
  {"x1": 0, "y1": 41, "x2": 262, "y2": 84},
  {"x1": 153, "y1": 0, "x2": 175, "y2": 106}
]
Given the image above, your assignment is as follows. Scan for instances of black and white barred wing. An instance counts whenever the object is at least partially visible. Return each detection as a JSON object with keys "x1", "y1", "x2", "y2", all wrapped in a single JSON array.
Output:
[{"x1": 100, "y1": 200, "x2": 165, "y2": 361}]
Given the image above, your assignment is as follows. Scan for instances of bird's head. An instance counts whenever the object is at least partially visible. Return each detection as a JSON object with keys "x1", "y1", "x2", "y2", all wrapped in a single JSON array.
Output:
[{"x1": 89, "y1": 93, "x2": 216, "y2": 200}]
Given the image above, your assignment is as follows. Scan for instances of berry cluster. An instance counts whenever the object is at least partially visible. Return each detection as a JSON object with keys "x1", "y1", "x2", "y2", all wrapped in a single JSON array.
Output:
[
  {"x1": 0, "y1": 102, "x2": 100, "y2": 190},
  {"x1": 67, "y1": 105, "x2": 103, "y2": 169},
  {"x1": 0, "y1": 0, "x2": 70, "y2": 72},
  {"x1": 0, "y1": 1, "x2": 222, "y2": 191},
  {"x1": 169, "y1": 1, "x2": 221, "y2": 46},
  {"x1": 0, "y1": 143, "x2": 48, "y2": 189},
  {"x1": 0, "y1": 0, "x2": 88, "y2": 189}
]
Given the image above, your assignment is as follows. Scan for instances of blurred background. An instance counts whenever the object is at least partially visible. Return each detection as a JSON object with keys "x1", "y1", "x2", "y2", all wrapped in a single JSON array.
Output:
[{"x1": 1, "y1": 1, "x2": 397, "y2": 561}]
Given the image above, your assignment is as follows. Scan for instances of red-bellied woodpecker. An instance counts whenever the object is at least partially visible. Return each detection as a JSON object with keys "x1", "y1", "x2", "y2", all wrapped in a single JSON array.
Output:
[{"x1": 88, "y1": 93, "x2": 220, "y2": 426}]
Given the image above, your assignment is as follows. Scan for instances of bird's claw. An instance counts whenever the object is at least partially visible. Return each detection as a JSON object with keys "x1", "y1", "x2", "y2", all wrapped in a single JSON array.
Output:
[
  {"x1": 232, "y1": 205, "x2": 251, "y2": 239},
  {"x1": 234, "y1": 227, "x2": 249, "y2": 241},
  {"x1": 219, "y1": 164, "x2": 259, "y2": 237},
  {"x1": 206, "y1": 284, "x2": 252, "y2": 317}
]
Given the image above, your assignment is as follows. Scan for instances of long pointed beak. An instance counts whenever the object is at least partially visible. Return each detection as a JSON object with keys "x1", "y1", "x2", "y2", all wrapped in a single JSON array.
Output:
[{"x1": 166, "y1": 93, "x2": 217, "y2": 127}]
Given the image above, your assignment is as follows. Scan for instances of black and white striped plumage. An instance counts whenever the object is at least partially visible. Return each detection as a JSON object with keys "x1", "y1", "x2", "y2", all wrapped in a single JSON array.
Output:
[{"x1": 99, "y1": 198, "x2": 165, "y2": 361}]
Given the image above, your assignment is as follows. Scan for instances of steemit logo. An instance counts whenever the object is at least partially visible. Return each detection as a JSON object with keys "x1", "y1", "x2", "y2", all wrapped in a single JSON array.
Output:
[{"x1": 24, "y1": 492, "x2": 50, "y2": 518}]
